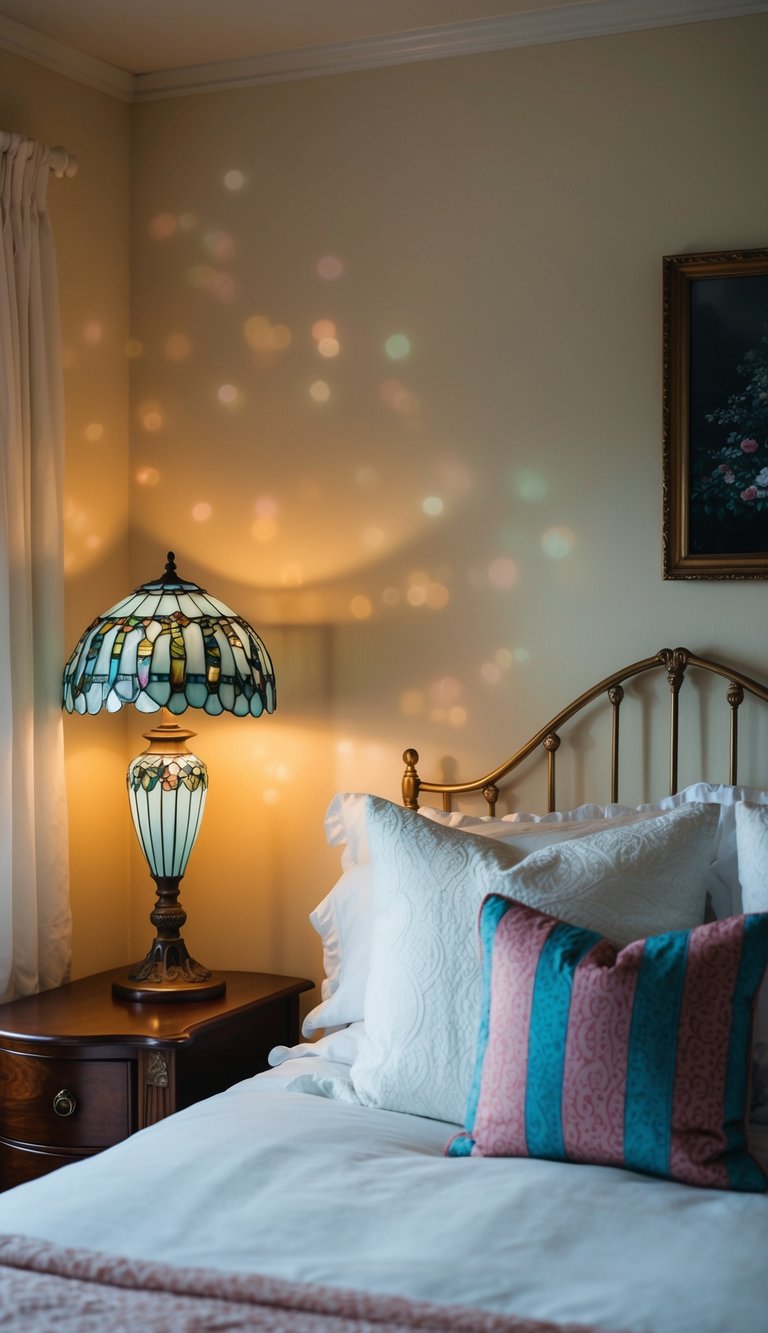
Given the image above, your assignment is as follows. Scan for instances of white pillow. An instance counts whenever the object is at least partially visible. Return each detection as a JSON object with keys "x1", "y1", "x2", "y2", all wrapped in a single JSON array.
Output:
[
  {"x1": 734, "y1": 804, "x2": 768, "y2": 1123},
  {"x1": 308, "y1": 802, "x2": 668, "y2": 1036},
  {"x1": 424, "y1": 783, "x2": 768, "y2": 920},
  {"x1": 350, "y1": 797, "x2": 717, "y2": 1125},
  {"x1": 303, "y1": 865, "x2": 374, "y2": 1035}
]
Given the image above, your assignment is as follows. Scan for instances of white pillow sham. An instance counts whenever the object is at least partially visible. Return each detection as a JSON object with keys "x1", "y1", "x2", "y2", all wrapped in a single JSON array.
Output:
[
  {"x1": 349, "y1": 796, "x2": 717, "y2": 1125},
  {"x1": 307, "y1": 802, "x2": 670, "y2": 1035}
]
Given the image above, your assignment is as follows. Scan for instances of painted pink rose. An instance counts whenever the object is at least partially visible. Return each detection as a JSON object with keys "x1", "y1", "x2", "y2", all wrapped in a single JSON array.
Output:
[
  {"x1": 741, "y1": 487, "x2": 757, "y2": 502},
  {"x1": 740, "y1": 438, "x2": 759, "y2": 453}
]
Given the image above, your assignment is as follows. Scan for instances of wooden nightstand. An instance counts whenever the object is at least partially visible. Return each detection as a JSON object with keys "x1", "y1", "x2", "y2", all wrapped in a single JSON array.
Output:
[{"x1": 0, "y1": 968, "x2": 313, "y2": 1190}]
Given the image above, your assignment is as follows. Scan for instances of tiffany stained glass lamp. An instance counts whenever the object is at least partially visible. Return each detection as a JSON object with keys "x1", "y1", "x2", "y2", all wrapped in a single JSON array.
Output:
[{"x1": 63, "y1": 552, "x2": 276, "y2": 1002}]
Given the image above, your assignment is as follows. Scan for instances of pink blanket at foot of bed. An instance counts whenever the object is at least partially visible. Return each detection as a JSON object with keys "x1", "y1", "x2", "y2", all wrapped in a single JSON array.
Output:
[{"x1": 0, "y1": 1233, "x2": 627, "y2": 1332}]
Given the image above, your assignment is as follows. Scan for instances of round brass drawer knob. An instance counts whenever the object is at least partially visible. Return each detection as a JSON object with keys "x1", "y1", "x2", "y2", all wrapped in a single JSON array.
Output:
[{"x1": 52, "y1": 1088, "x2": 77, "y2": 1117}]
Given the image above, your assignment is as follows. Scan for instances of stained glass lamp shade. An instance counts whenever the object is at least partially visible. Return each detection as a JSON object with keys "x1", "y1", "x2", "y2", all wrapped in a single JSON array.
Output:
[{"x1": 63, "y1": 552, "x2": 276, "y2": 1002}]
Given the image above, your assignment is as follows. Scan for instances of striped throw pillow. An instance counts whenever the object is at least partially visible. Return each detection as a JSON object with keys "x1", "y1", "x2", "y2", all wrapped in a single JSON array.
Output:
[{"x1": 448, "y1": 897, "x2": 768, "y2": 1191}]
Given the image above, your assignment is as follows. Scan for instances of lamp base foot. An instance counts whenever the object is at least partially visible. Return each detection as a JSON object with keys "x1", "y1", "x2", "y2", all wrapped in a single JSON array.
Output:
[
  {"x1": 112, "y1": 939, "x2": 226, "y2": 1003},
  {"x1": 112, "y1": 973, "x2": 226, "y2": 1003}
]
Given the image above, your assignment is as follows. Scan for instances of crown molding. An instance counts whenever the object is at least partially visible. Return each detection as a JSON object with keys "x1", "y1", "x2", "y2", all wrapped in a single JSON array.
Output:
[
  {"x1": 0, "y1": 12, "x2": 133, "y2": 100},
  {"x1": 0, "y1": 0, "x2": 766, "y2": 104}
]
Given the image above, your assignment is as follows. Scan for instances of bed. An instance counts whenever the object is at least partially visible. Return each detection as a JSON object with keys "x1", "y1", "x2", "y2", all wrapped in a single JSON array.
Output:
[{"x1": 0, "y1": 645, "x2": 767, "y2": 1332}]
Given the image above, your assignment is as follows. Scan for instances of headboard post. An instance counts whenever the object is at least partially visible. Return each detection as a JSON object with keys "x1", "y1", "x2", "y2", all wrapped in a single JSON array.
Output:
[
  {"x1": 608, "y1": 685, "x2": 624, "y2": 803},
  {"x1": 402, "y1": 749, "x2": 421, "y2": 810},
  {"x1": 543, "y1": 733, "x2": 561, "y2": 812},
  {"x1": 661, "y1": 647, "x2": 689, "y2": 794},
  {"x1": 727, "y1": 681, "x2": 744, "y2": 786}
]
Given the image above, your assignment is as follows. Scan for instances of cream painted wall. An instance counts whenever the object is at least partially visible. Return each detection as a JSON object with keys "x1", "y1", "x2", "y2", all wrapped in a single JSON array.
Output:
[
  {"x1": 128, "y1": 14, "x2": 768, "y2": 990},
  {"x1": 0, "y1": 50, "x2": 132, "y2": 978},
  {"x1": 4, "y1": 14, "x2": 768, "y2": 997}
]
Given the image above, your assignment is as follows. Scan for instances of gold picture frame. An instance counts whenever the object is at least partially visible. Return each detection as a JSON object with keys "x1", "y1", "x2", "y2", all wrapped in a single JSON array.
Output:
[{"x1": 663, "y1": 246, "x2": 768, "y2": 579}]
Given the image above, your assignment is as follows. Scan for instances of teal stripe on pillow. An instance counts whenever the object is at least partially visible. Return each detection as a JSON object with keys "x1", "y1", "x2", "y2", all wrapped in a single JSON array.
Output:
[
  {"x1": 725, "y1": 915, "x2": 768, "y2": 1191},
  {"x1": 524, "y1": 921, "x2": 601, "y2": 1161},
  {"x1": 464, "y1": 893, "x2": 511, "y2": 1137},
  {"x1": 624, "y1": 931, "x2": 690, "y2": 1179}
]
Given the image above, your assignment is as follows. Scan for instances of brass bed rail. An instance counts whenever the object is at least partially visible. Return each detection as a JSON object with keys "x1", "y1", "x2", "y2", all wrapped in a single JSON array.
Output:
[{"x1": 401, "y1": 647, "x2": 768, "y2": 815}]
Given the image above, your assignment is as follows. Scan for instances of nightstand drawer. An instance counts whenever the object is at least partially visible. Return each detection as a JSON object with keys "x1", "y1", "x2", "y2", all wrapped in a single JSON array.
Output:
[{"x1": 0, "y1": 1050, "x2": 132, "y2": 1151}]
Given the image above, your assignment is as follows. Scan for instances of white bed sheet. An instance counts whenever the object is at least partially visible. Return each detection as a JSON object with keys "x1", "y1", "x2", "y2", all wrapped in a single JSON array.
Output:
[{"x1": 0, "y1": 1053, "x2": 765, "y2": 1333}]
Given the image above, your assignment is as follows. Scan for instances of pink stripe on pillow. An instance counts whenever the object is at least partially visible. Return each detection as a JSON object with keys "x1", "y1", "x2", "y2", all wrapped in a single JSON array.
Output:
[
  {"x1": 474, "y1": 907, "x2": 556, "y2": 1156},
  {"x1": 560, "y1": 938, "x2": 641, "y2": 1166},
  {"x1": 669, "y1": 917, "x2": 744, "y2": 1188}
]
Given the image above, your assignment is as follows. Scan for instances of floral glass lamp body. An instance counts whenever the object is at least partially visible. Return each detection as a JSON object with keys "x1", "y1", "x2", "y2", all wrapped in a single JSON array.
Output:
[{"x1": 63, "y1": 552, "x2": 275, "y2": 1002}]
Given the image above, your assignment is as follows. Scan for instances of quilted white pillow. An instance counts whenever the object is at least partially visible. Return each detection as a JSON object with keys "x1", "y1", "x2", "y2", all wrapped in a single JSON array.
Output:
[{"x1": 350, "y1": 797, "x2": 718, "y2": 1125}]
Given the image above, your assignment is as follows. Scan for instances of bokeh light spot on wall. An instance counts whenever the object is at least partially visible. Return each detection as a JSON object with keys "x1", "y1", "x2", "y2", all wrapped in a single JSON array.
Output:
[
  {"x1": 422, "y1": 496, "x2": 444, "y2": 517},
  {"x1": 126, "y1": 339, "x2": 143, "y2": 360},
  {"x1": 164, "y1": 332, "x2": 191, "y2": 362},
  {"x1": 178, "y1": 213, "x2": 197, "y2": 231},
  {"x1": 350, "y1": 595, "x2": 373, "y2": 619},
  {"x1": 203, "y1": 229, "x2": 235, "y2": 262},
  {"x1": 481, "y1": 661, "x2": 502, "y2": 685},
  {"x1": 244, "y1": 315, "x2": 292, "y2": 354},
  {"x1": 318, "y1": 337, "x2": 340, "y2": 358},
  {"x1": 361, "y1": 526, "x2": 386, "y2": 551},
  {"x1": 281, "y1": 563, "x2": 304, "y2": 587},
  {"x1": 380, "y1": 379, "x2": 420, "y2": 417},
  {"x1": 488, "y1": 557, "x2": 519, "y2": 589},
  {"x1": 448, "y1": 706, "x2": 467, "y2": 728},
  {"x1": 356, "y1": 466, "x2": 379, "y2": 490},
  {"x1": 149, "y1": 213, "x2": 177, "y2": 240},
  {"x1": 438, "y1": 460, "x2": 472, "y2": 496},
  {"x1": 399, "y1": 688, "x2": 424, "y2": 717},
  {"x1": 311, "y1": 319, "x2": 336, "y2": 342},
  {"x1": 135, "y1": 466, "x2": 160, "y2": 487},
  {"x1": 429, "y1": 675, "x2": 462, "y2": 709},
  {"x1": 217, "y1": 383, "x2": 240, "y2": 407},
  {"x1": 514, "y1": 646, "x2": 530, "y2": 663},
  {"x1": 192, "y1": 502, "x2": 212, "y2": 522},
  {"x1": 495, "y1": 648, "x2": 513, "y2": 669},
  {"x1": 84, "y1": 423, "x2": 104, "y2": 443},
  {"x1": 317, "y1": 255, "x2": 344, "y2": 279},
  {"x1": 514, "y1": 468, "x2": 548, "y2": 502},
  {"x1": 263, "y1": 788, "x2": 280, "y2": 805},
  {"x1": 82, "y1": 321, "x2": 103, "y2": 347},
  {"x1": 424, "y1": 582, "x2": 450, "y2": 610},
  {"x1": 541, "y1": 526, "x2": 576, "y2": 559},
  {"x1": 188, "y1": 265, "x2": 239, "y2": 303},
  {"x1": 223, "y1": 169, "x2": 245, "y2": 191},
  {"x1": 85, "y1": 534, "x2": 101, "y2": 551},
  {"x1": 382, "y1": 586, "x2": 400, "y2": 606},
  {"x1": 138, "y1": 401, "x2": 163, "y2": 432},
  {"x1": 385, "y1": 333, "x2": 411, "y2": 361},
  {"x1": 309, "y1": 380, "x2": 331, "y2": 403}
]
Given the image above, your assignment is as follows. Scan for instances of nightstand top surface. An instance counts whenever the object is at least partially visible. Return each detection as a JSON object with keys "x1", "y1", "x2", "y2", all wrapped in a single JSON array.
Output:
[{"x1": 0, "y1": 969, "x2": 314, "y2": 1048}]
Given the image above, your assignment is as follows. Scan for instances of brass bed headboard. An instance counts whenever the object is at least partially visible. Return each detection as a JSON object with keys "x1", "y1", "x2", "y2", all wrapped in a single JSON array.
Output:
[{"x1": 401, "y1": 647, "x2": 768, "y2": 816}]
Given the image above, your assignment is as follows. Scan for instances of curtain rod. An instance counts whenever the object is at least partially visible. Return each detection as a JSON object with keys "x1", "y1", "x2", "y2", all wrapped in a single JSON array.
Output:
[{"x1": 0, "y1": 130, "x2": 78, "y2": 178}]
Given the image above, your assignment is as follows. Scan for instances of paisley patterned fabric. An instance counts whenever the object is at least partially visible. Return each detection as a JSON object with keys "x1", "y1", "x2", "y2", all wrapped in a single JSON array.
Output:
[
  {"x1": 0, "y1": 1234, "x2": 614, "y2": 1333},
  {"x1": 449, "y1": 899, "x2": 768, "y2": 1191}
]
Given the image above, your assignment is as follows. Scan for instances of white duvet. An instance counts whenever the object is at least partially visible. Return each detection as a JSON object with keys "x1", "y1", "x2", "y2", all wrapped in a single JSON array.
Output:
[{"x1": 0, "y1": 1039, "x2": 766, "y2": 1333}]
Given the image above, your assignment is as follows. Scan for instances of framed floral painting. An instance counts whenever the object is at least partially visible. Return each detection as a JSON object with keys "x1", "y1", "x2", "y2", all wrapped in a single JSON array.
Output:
[{"x1": 663, "y1": 246, "x2": 768, "y2": 578}]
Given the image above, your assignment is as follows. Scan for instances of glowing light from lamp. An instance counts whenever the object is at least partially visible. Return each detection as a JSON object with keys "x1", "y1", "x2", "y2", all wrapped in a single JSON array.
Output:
[
  {"x1": 350, "y1": 595, "x2": 372, "y2": 619},
  {"x1": 84, "y1": 423, "x2": 104, "y2": 443},
  {"x1": 191, "y1": 502, "x2": 212, "y2": 522},
  {"x1": 136, "y1": 466, "x2": 160, "y2": 487},
  {"x1": 224, "y1": 170, "x2": 245, "y2": 191},
  {"x1": 217, "y1": 383, "x2": 239, "y2": 406},
  {"x1": 422, "y1": 496, "x2": 444, "y2": 517},
  {"x1": 83, "y1": 321, "x2": 103, "y2": 347},
  {"x1": 309, "y1": 380, "x2": 331, "y2": 403},
  {"x1": 138, "y1": 401, "x2": 163, "y2": 432}
]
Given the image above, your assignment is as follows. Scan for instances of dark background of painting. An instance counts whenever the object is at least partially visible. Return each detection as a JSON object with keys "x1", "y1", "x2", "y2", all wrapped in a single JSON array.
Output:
[{"x1": 688, "y1": 272, "x2": 768, "y2": 554}]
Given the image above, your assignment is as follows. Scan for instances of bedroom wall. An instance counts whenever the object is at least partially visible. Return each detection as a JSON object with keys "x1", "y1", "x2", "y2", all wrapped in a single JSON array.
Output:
[
  {"x1": 127, "y1": 12, "x2": 768, "y2": 989},
  {"x1": 0, "y1": 50, "x2": 132, "y2": 978}
]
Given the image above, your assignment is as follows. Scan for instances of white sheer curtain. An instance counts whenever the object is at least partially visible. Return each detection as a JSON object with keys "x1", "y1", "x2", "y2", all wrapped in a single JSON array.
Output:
[{"x1": 0, "y1": 132, "x2": 72, "y2": 1000}]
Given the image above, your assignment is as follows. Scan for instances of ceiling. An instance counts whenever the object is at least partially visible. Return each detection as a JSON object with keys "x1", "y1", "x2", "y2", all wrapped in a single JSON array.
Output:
[
  {"x1": 0, "y1": 0, "x2": 764, "y2": 100},
  {"x1": 0, "y1": 0, "x2": 626, "y2": 73}
]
